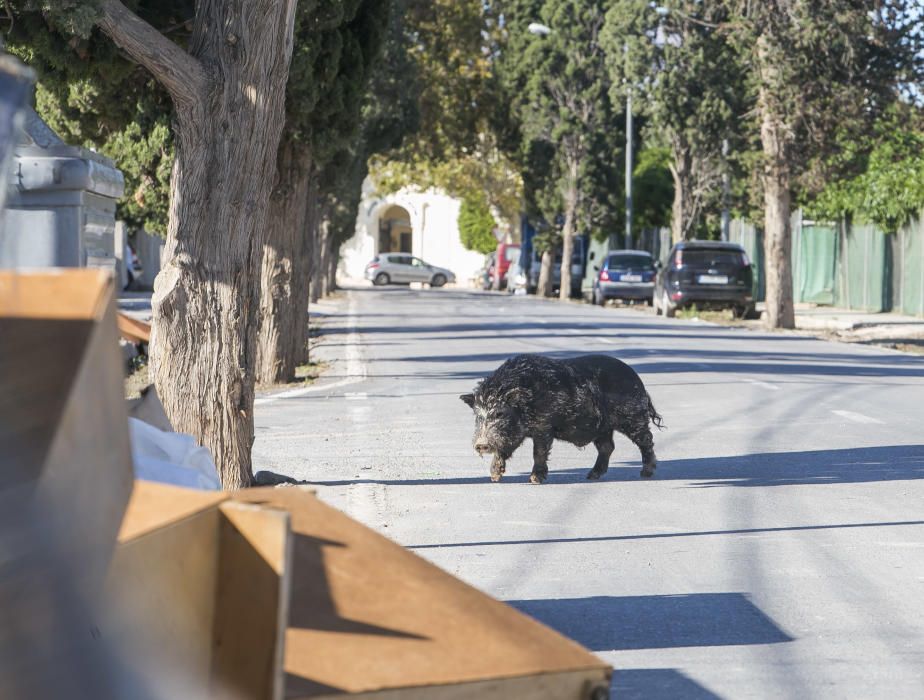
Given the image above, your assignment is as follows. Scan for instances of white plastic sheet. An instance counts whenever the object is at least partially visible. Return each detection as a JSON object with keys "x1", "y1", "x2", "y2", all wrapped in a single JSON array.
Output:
[{"x1": 128, "y1": 417, "x2": 221, "y2": 491}]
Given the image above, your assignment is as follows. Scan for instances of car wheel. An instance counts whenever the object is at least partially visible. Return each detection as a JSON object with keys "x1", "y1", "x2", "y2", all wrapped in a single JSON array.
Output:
[
  {"x1": 431, "y1": 273, "x2": 447, "y2": 288},
  {"x1": 662, "y1": 290, "x2": 677, "y2": 318},
  {"x1": 373, "y1": 272, "x2": 390, "y2": 286},
  {"x1": 734, "y1": 303, "x2": 758, "y2": 320}
]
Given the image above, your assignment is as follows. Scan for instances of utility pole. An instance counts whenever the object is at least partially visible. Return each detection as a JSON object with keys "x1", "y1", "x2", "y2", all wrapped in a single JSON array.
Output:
[
  {"x1": 721, "y1": 138, "x2": 730, "y2": 242},
  {"x1": 625, "y1": 91, "x2": 633, "y2": 250}
]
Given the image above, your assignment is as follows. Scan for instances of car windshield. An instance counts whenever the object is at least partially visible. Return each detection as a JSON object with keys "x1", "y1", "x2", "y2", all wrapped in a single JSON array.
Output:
[
  {"x1": 679, "y1": 249, "x2": 743, "y2": 266},
  {"x1": 607, "y1": 254, "x2": 652, "y2": 269},
  {"x1": 504, "y1": 247, "x2": 520, "y2": 262}
]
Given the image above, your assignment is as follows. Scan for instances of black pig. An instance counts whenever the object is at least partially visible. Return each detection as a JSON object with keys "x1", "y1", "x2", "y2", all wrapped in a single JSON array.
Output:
[{"x1": 460, "y1": 354, "x2": 662, "y2": 483}]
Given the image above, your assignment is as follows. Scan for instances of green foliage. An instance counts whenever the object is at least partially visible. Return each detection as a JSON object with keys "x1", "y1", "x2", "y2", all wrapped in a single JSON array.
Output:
[
  {"x1": 9, "y1": 1, "x2": 104, "y2": 38},
  {"x1": 493, "y1": 0, "x2": 621, "y2": 236},
  {"x1": 457, "y1": 193, "x2": 499, "y2": 254},
  {"x1": 6, "y1": 2, "x2": 187, "y2": 234},
  {"x1": 532, "y1": 227, "x2": 562, "y2": 255},
  {"x1": 632, "y1": 146, "x2": 673, "y2": 230},
  {"x1": 806, "y1": 107, "x2": 924, "y2": 232},
  {"x1": 722, "y1": 0, "x2": 923, "y2": 199},
  {"x1": 603, "y1": 1, "x2": 745, "y2": 238}
]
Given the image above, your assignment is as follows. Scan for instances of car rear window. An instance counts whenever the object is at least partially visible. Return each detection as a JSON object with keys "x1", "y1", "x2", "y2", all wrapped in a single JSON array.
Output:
[
  {"x1": 607, "y1": 254, "x2": 653, "y2": 269},
  {"x1": 678, "y1": 249, "x2": 743, "y2": 266}
]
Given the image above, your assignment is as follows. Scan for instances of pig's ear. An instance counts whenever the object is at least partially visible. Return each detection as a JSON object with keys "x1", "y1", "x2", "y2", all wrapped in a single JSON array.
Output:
[{"x1": 459, "y1": 393, "x2": 475, "y2": 408}]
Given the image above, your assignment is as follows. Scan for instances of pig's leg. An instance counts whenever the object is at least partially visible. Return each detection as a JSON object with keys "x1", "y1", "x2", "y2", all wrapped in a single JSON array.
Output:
[
  {"x1": 626, "y1": 421, "x2": 657, "y2": 478},
  {"x1": 490, "y1": 454, "x2": 506, "y2": 482},
  {"x1": 587, "y1": 434, "x2": 615, "y2": 480},
  {"x1": 530, "y1": 434, "x2": 553, "y2": 484}
]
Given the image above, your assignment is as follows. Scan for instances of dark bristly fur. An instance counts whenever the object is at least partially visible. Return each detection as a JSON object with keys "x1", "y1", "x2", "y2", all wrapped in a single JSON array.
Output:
[{"x1": 460, "y1": 354, "x2": 662, "y2": 483}]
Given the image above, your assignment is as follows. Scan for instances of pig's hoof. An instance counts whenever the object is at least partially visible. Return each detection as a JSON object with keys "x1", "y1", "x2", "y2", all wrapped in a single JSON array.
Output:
[
  {"x1": 529, "y1": 472, "x2": 547, "y2": 484},
  {"x1": 640, "y1": 466, "x2": 656, "y2": 478},
  {"x1": 490, "y1": 473, "x2": 503, "y2": 483},
  {"x1": 586, "y1": 469, "x2": 604, "y2": 480}
]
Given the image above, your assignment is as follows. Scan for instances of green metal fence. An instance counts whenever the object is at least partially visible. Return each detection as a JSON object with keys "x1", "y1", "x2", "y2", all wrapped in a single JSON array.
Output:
[
  {"x1": 834, "y1": 222, "x2": 890, "y2": 312},
  {"x1": 892, "y1": 215, "x2": 924, "y2": 316},
  {"x1": 794, "y1": 219, "x2": 837, "y2": 305},
  {"x1": 728, "y1": 211, "x2": 924, "y2": 317},
  {"x1": 728, "y1": 219, "x2": 765, "y2": 302}
]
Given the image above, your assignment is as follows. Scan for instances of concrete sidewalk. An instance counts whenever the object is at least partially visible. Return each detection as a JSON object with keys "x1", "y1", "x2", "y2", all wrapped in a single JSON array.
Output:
[{"x1": 786, "y1": 303, "x2": 924, "y2": 332}]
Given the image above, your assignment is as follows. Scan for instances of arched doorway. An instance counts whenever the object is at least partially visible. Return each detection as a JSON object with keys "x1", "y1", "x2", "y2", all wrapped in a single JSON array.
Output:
[{"x1": 378, "y1": 205, "x2": 413, "y2": 254}]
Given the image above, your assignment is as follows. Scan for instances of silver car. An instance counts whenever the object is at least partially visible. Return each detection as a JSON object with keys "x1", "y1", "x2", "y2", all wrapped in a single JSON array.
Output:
[{"x1": 364, "y1": 253, "x2": 456, "y2": 287}]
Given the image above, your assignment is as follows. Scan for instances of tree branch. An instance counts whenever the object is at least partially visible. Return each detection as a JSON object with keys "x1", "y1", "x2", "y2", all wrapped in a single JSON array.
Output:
[{"x1": 97, "y1": 0, "x2": 207, "y2": 110}]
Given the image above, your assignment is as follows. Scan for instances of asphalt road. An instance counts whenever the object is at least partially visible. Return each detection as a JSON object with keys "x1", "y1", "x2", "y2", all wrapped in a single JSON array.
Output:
[{"x1": 254, "y1": 285, "x2": 924, "y2": 699}]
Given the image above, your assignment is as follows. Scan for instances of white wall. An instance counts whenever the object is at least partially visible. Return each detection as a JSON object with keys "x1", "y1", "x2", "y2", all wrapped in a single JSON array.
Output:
[{"x1": 339, "y1": 178, "x2": 485, "y2": 286}]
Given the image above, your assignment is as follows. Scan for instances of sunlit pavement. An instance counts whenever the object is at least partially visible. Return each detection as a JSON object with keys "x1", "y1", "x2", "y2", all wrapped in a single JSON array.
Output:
[{"x1": 255, "y1": 285, "x2": 924, "y2": 698}]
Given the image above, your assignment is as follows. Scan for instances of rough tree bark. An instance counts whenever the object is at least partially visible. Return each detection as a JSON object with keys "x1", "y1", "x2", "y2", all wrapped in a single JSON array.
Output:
[
  {"x1": 98, "y1": 0, "x2": 297, "y2": 489},
  {"x1": 559, "y1": 160, "x2": 579, "y2": 301},
  {"x1": 536, "y1": 250, "x2": 553, "y2": 297},
  {"x1": 327, "y1": 241, "x2": 339, "y2": 294},
  {"x1": 256, "y1": 141, "x2": 311, "y2": 384},
  {"x1": 317, "y1": 217, "x2": 331, "y2": 298},
  {"x1": 757, "y1": 35, "x2": 795, "y2": 330},
  {"x1": 669, "y1": 148, "x2": 692, "y2": 244}
]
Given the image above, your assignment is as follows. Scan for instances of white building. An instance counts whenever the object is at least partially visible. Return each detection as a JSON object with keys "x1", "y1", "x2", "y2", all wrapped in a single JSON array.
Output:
[{"x1": 339, "y1": 177, "x2": 486, "y2": 286}]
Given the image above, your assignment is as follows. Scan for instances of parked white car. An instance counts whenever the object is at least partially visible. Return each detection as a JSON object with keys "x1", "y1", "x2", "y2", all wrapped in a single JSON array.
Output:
[{"x1": 364, "y1": 253, "x2": 456, "y2": 287}]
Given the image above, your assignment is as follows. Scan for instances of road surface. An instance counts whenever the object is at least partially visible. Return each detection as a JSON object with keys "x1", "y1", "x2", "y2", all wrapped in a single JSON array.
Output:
[{"x1": 254, "y1": 285, "x2": 924, "y2": 699}]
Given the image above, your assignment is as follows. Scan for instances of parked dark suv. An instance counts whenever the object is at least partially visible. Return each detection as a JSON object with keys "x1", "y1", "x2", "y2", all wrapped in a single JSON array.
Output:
[
  {"x1": 654, "y1": 241, "x2": 755, "y2": 318},
  {"x1": 592, "y1": 250, "x2": 656, "y2": 305}
]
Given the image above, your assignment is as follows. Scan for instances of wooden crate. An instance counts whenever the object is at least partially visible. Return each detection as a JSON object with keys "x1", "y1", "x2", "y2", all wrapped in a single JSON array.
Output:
[
  {"x1": 237, "y1": 488, "x2": 612, "y2": 700},
  {"x1": 0, "y1": 269, "x2": 135, "y2": 697},
  {"x1": 105, "y1": 484, "x2": 610, "y2": 699}
]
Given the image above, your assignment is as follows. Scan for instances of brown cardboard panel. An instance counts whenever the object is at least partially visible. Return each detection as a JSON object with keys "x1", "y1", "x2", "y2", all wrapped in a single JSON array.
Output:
[
  {"x1": 0, "y1": 269, "x2": 111, "y2": 319},
  {"x1": 117, "y1": 311, "x2": 151, "y2": 343},
  {"x1": 0, "y1": 269, "x2": 133, "y2": 594},
  {"x1": 212, "y1": 502, "x2": 292, "y2": 700},
  {"x1": 102, "y1": 505, "x2": 222, "y2": 699},
  {"x1": 233, "y1": 489, "x2": 611, "y2": 698},
  {"x1": 117, "y1": 480, "x2": 227, "y2": 542}
]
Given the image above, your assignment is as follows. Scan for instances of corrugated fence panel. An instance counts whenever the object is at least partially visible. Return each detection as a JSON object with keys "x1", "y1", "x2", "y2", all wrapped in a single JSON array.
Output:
[
  {"x1": 894, "y1": 215, "x2": 924, "y2": 316},
  {"x1": 796, "y1": 224, "x2": 837, "y2": 305},
  {"x1": 729, "y1": 219, "x2": 764, "y2": 302},
  {"x1": 835, "y1": 222, "x2": 889, "y2": 312}
]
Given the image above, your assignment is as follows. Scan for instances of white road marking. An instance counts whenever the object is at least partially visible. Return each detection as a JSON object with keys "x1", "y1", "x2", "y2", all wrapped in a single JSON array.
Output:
[
  {"x1": 746, "y1": 379, "x2": 780, "y2": 391},
  {"x1": 345, "y1": 392, "x2": 368, "y2": 400},
  {"x1": 566, "y1": 328, "x2": 581, "y2": 334},
  {"x1": 597, "y1": 337, "x2": 615, "y2": 344},
  {"x1": 831, "y1": 409, "x2": 884, "y2": 425},
  {"x1": 255, "y1": 296, "x2": 366, "y2": 406}
]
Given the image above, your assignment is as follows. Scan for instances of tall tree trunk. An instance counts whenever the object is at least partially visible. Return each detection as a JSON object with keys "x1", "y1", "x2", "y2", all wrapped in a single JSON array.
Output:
[
  {"x1": 297, "y1": 175, "x2": 319, "y2": 364},
  {"x1": 98, "y1": 0, "x2": 297, "y2": 490},
  {"x1": 256, "y1": 142, "x2": 311, "y2": 385},
  {"x1": 308, "y1": 197, "x2": 322, "y2": 305},
  {"x1": 757, "y1": 38, "x2": 795, "y2": 330},
  {"x1": 327, "y1": 237, "x2": 339, "y2": 294},
  {"x1": 669, "y1": 148, "x2": 692, "y2": 244},
  {"x1": 317, "y1": 216, "x2": 331, "y2": 297},
  {"x1": 537, "y1": 249, "x2": 553, "y2": 297},
  {"x1": 559, "y1": 161, "x2": 579, "y2": 301}
]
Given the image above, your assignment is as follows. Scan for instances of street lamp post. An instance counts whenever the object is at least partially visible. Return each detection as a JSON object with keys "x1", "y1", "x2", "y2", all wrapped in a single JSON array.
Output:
[{"x1": 625, "y1": 91, "x2": 633, "y2": 250}]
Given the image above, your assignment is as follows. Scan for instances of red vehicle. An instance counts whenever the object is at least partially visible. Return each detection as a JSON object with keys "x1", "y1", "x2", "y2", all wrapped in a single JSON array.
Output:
[{"x1": 494, "y1": 243, "x2": 521, "y2": 289}]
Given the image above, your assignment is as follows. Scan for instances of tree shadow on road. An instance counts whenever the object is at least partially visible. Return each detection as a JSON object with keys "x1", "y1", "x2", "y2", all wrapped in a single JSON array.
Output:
[
  {"x1": 507, "y1": 593, "x2": 793, "y2": 651},
  {"x1": 297, "y1": 445, "x2": 924, "y2": 489},
  {"x1": 608, "y1": 444, "x2": 924, "y2": 488},
  {"x1": 609, "y1": 668, "x2": 722, "y2": 700}
]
